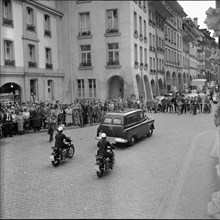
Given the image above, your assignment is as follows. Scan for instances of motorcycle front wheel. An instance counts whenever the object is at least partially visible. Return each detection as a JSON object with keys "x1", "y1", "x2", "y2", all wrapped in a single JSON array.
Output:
[
  {"x1": 68, "y1": 146, "x2": 75, "y2": 158},
  {"x1": 52, "y1": 159, "x2": 60, "y2": 167}
]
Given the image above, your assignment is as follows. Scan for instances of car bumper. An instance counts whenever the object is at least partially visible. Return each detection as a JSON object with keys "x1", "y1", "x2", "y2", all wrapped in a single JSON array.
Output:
[
  {"x1": 95, "y1": 136, "x2": 128, "y2": 144},
  {"x1": 115, "y1": 138, "x2": 128, "y2": 143}
]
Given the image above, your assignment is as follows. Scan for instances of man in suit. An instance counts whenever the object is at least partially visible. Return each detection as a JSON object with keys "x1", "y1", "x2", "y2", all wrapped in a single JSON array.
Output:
[{"x1": 3, "y1": 108, "x2": 13, "y2": 137}]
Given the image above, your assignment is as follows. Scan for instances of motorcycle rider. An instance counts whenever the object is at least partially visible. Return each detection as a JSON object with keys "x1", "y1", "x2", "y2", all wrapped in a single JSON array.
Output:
[
  {"x1": 97, "y1": 133, "x2": 115, "y2": 168},
  {"x1": 55, "y1": 126, "x2": 71, "y2": 153}
]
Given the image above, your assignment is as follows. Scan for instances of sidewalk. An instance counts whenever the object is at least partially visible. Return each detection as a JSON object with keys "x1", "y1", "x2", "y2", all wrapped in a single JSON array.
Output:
[{"x1": 162, "y1": 129, "x2": 219, "y2": 219}]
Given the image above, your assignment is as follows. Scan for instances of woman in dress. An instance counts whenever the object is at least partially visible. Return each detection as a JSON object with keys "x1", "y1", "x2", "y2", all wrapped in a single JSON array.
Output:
[
  {"x1": 16, "y1": 111, "x2": 24, "y2": 135},
  {"x1": 64, "y1": 105, "x2": 73, "y2": 127}
]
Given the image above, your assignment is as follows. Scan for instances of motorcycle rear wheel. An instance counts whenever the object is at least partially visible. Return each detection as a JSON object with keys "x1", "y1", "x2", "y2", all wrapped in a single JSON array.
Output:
[
  {"x1": 52, "y1": 159, "x2": 60, "y2": 167},
  {"x1": 96, "y1": 170, "x2": 104, "y2": 178}
]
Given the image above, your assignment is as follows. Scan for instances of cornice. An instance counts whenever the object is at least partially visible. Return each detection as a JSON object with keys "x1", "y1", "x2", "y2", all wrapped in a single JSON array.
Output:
[{"x1": 24, "y1": 0, "x2": 63, "y2": 18}]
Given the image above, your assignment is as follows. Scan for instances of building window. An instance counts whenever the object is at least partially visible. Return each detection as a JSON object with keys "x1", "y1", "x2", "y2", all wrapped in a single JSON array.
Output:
[
  {"x1": 153, "y1": 35, "x2": 155, "y2": 48},
  {"x1": 2, "y1": 0, "x2": 13, "y2": 26},
  {"x1": 139, "y1": 16, "x2": 142, "y2": 37},
  {"x1": 44, "y1": 14, "x2": 51, "y2": 36},
  {"x1": 107, "y1": 43, "x2": 119, "y2": 65},
  {"x1": 149, "y1": 33, "x2": 152, "y2": 46},
  {"x1": 80, "y1": 45, "x2": 91, "y2": 66},
  {"x1": 134, "y1": 44, "x2": 138, "y2": 65},
  {"x1": 134, "y1": 11, "x2": 137, "y2": 33},
  {"x1": 106, "y1": 9, "x2": 118, "y2": 33},
  {"x1": 4, "y1": 40, "x2": 15, "y2": 66},
  {"x1": 150, "y1": 57, "x2": 152, "y2": 70},
  {"x1": 144, "y1": 48, "x2": 147, "y2": 67},
  {"x1": 77, "y1": 79, "x2": 85, "y2": 98},
  {"x1": 47, "y1": 80, "x2": 54, "y2": 100},
  {"x1": 140, "y1": 46, "x2": 143, "y2": 66},
  {"x1": 26, "y1": 7, "x2": 35, "y2": 31},
  {"x1": 28, "y1": 44, "x2": 37, "y2": 67},
  {"x1": 79, "y1": 12, "x2": 90, "y2": 36},
  {"x1": 88, "y1": 79, "x2": 96, "y2": 98},
  {"x1": 45, "y1": 48, "x2": 52, "y2": 69},
  {"x1": 30, "y1": 79, "x2": 38, "y2": 100},
  {"x1": 144, "y1": 20, "x2": 146, "y2": 38}
]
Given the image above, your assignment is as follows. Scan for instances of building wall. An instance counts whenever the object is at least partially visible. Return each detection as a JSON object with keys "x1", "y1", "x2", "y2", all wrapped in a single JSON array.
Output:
[{"x1": 0, "y1": 0, "x2": 63, "y2": 104}]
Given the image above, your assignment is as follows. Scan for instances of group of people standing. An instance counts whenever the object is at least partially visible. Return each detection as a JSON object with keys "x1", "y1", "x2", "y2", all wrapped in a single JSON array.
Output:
[
  {"x1": 0, "y1": 93, "x2": 214, "y2": 139},
  {"x1": 146, "y1": 94, "x2": 212, "y2": 115}
]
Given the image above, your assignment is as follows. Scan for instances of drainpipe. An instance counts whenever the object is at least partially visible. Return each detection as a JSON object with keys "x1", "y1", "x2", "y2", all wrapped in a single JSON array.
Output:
[
  {"x1": 68, "y1": 1, "x2": 73, "y2": 103},
  {"x1": 155, "y1": 25, "x2": 160, "y2": 96}
]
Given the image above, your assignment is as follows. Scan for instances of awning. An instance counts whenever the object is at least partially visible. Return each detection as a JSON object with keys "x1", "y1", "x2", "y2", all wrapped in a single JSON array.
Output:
[{"x1": 149, "y1": 1, "x2": 173, "y2": 19}]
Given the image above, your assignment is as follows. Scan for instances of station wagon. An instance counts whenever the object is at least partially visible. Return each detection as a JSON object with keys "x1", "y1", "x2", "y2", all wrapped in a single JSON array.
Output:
[{"x1": 96, "y1": 108, "x2": 155, "y2": 145}]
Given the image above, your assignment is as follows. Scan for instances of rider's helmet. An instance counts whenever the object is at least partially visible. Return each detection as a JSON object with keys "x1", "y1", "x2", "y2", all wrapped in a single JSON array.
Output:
[
  {"x1": 58, "y1": 126, "x2": 63, "y2": 132},
  {"x1": 101, "y1": 133, "x2": 106, "y2": 139}
]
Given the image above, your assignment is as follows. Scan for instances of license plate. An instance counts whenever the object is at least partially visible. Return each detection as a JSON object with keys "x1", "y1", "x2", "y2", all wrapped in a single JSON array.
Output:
[
  {"x1": 94, "y1": 165, "x2": 100, "y2": 172},
  {"x1": 50, "y1": 155, "x2": 54, "y2": 161}
]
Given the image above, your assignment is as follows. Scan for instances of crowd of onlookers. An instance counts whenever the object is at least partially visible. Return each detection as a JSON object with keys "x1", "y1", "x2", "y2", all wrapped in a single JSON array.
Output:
[
  {"x1": 146, "y1": 93, "x2": 213, "y2": 115},
  {"x1": 0, "y1": 92, "x2": 216, "y2": 139}
]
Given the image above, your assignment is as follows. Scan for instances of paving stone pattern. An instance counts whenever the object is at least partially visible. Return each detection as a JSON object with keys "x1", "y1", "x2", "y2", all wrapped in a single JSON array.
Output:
[{"x1": 0, "y1": 109, "x2": 218, "y2": 219}]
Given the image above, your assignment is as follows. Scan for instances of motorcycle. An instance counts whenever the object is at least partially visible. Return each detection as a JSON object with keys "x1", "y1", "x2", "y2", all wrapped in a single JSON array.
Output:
[
  {"x1": 94, "y1": 144, "x2": 116, "y2": 178},
  {"x1": 50, "y1": 137, "x2": 75, "y2": 167}
]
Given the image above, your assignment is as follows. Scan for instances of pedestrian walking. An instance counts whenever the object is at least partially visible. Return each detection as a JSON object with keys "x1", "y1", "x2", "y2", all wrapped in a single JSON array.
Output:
[
  {"x1": 47, "y1": 110, "x2": 57, "y2": 142},
  {"x1": 3, "y1": 108, "x2": 13, "y2": 137}
]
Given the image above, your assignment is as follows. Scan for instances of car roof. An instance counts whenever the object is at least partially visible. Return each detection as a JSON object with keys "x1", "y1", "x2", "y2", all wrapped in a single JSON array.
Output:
[{"x1": 105, "y1": 108, "x2": 142, "y2": 117}]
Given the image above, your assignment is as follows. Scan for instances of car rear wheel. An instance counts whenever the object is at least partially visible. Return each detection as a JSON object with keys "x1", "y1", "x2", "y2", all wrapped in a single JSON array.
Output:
[
  {"x1": 129, "y1": 136, "x2": 135, "y2": 146},
  {"x1": 147, "y1": 127, "x2": 153, "y2": 137}
]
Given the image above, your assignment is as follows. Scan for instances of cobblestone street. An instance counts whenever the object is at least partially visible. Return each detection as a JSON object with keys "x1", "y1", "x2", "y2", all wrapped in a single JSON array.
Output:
[{"x1": 0, "y1": 108, "x2": 219, "y2": 219}]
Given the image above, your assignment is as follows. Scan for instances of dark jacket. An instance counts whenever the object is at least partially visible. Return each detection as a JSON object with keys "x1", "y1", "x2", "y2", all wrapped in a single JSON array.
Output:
[
  {"x1": 97, "y1": 139, "x2": 112, "y2": 154},
  {"x1": 55, "y1": 132, "x2": 70, "y2": 148}
]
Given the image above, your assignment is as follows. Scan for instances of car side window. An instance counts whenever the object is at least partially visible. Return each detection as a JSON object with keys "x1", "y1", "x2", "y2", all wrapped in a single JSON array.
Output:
[
  {"x1": 113, "y1": 118, "x2": 122, "y2": 125},
  {"x1": 140, "y1": 112, "x2": 144, "y2": 119},
  {"x1": 103, "y1": 118, "x2": 112, "y2": 124}
]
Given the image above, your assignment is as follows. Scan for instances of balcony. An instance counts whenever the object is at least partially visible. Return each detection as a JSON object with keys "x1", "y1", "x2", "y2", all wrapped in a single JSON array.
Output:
[
  {"x1": 44, "y1": 29, "x2": 51, "y2": 37},
  {"x1": 27, "y1": 24, "x2": 35, "y2": 32},
  {"x1": 79, "y1": 30, "x2": 91, "y2": 36},
  {"x1": 106, "y1": 60, "x2": 121, "y2": 69},
  {"x1": 107, "y1": 60, "x2": 120, "y2": 66},
  {"x1": 28, "y1": 61, "x2": 37, "y2": 68},
  {"x1": 105, "y1": 28, "x2": 121, "y2": 37},
  {"x1": 150, "y1": 46, "x2": 155, "y2": 52},
  {"x1": 3, "y1": 17, "x2": 14, "y2": 26},
  {"x1": 80, "y1": 61, "x2": 92, "y2": 67},
  {"x1": 138, "y1": 1, "x2": 142, "y2": 8},
  {"x1": 5, "y1": 59, "x2": 15, "y2": 66},
  {"x1": 79, "y1": 61, "x2": 93, "y2": 70},
  {"x1": 106, "y1": 28, "x2": 119, "y2": 34},
  {"x1": 139, "y1": 33, "x2": 143, "y2": 41},
  {"x1": 46, "y1": 63, "x2": 53, "y2": 69},
  {"x1": 134, "y1": 30, "x2": 138, "y2": 38}
]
